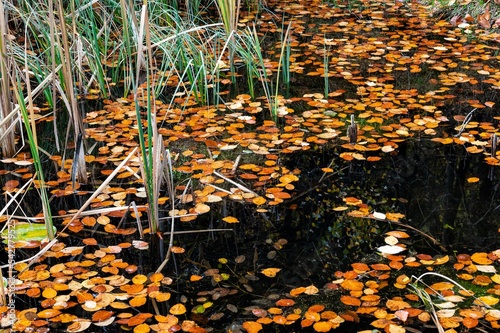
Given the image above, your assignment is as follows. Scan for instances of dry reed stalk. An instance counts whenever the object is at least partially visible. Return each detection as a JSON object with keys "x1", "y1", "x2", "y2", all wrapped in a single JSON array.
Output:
[{"x1": 0, "y1": 1, "x2": 16, "y2": 157}]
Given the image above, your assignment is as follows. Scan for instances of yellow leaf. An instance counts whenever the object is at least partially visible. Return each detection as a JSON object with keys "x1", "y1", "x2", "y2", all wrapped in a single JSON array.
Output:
[
  {"x1": 252, "y1": 196, "x2": 266, "y2": 205},
  {"x1": 133, "y1": 323, "x2": 150, "y2": 333},
  {"x1": 471, "y1": 252, "x2": 493, "y2": 265},
  {"x1": 132, "y1": 274, "x2": 147, "y2": 285},
  {"x1": 474, "y1": 296, "x2": 499, "y2": 306},
  {"x1": 491, "y1": 274, "x2": 500, "y2": 284},
  {"x1": 222, "y1": 216, "x2": 239, "y2": 223},
  {"x1": 169, "y1": 303, "x2": 187, "y2": 315},
  {"x1": 279, "y1": 174, "x2": 299, "y2": 184}
]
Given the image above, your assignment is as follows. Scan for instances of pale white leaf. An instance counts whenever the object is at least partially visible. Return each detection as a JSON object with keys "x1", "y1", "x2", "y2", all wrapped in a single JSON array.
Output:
[
  {"x1": 377, "y1": 245, "x2": 406, "y2": 254},
  {"x1": 476, "y1": 265, "x2": 497, "y2": 273}
]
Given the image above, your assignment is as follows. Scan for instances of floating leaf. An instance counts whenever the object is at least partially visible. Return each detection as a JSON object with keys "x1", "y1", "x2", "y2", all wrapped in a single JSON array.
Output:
[
  {"x1": 261, "y1": 268, "x2": 281, "y2": 278},
  {"x1": 467, "y1": 177, "x2": 480, "y2": 183},
  {"x1": 92, "y1": 310, "x2": 114, "y2": 322},
  {"x1": 1, "y1": 223, "x2": 57, "y2": 244},
  {"x1": 340, "y1": 295, "x2": 361, "y2": 307},
  {"x1": 276, "y1": 298, "x2": 295, "y2": 307},
  {"x1": 242, "y1": 321, "x2": 263, "y2": 333},
  {"x1": 189, "y1": 275, "x2": 203, "y2": 282},
  {"x1": 304, "y1": 285, "x2": 320, "y2": 295},
  {"x1": 37, "y1": 309, "x2": 61, "y2": 319},
  {"x1": 222, "y1": 216, "x2": 239, "y2": 223},
  {"x1": 252, "y1": 196, "x2": 266, "y2": 205},
  {"x1": 471, "y1": 252, "x2": 493, "y2": 265},
  {"x1": 313, "y1": 321, "x2": 332, "y2": 332},
  {"x1": 194, "y1": 203, "x2": 210, "y2": 214},
  {"x1": 386, "y1": 231, "x2": 410, "y2": 239},
  {"x1": 474, "y1": 296, "x2": 499, "y2": 306},
  {"x1": 169, "y1": 303, "x2": 187, "y2": 315},
  {"x1": 377, "y1": 245, "x2": 406, "y2": 255}
]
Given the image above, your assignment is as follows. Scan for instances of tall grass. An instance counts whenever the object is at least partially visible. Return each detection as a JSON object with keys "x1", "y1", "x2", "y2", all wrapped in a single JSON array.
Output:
[
  {"x1": 233, "y1": 26, "x2": 275, "y2": 119},
  {"x1": 280, "y1": 18, "x2": 291, "y2": 92},
  {"x1": 273, "y1": 22, "x2": 292, "y2": 121},
  {"x1": 216, "y1": 0, "x2": 241, "y2": 74},
  {"x1": 0, "y1": 1, "x2": 17, "y2": 157},
  {"x1": 12, "y1": 70, "x2": 55, "y2": 240},
  {"x1": 131, "y1": 1, "x2": 161, "y2": 235}
]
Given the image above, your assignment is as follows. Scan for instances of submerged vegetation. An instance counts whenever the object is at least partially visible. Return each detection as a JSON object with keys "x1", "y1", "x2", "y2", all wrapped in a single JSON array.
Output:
[{"x1": 1, "y1": 0, "x2": 500, "y2": 332}]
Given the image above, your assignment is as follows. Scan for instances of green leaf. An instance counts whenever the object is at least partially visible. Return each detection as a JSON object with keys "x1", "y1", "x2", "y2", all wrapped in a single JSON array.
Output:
[{"x1": 1, "y1": 223, "x2": 56, "y2": 244}]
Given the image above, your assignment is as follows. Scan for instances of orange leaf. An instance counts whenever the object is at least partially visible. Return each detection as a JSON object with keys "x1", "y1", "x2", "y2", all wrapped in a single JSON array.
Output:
[
  {"x1": 340, "y1": 295, "x2": 361, "y2": 307},
  {"x1": 37, "y1": 309, "x2": 61, "y2": 319},
  {"x1": 340, "y1": 279, "x2": 363, "y2": 291},
  {"x1": 308, "y1": 304, "x2": 325, "y2": 313},
  {"x1": 149, "y1": 273, "x2": 164, "y2": 283},
  {"x1": 190, "y1": 275, "x2": 203, "y2": 282},
  {"x1": 92, "y1": 310, "x2": 114, "y2": 322},
  {"x1": 370, "y1": 263, "x2": 391, "y2": 271},
  {"x1": 275, "y1": 298, "x2": 295, "y2": 307},
  {"x1": 290, "y1": 286, "x2": 306, "y2": 297},
  {"x1": 242, "y1": 321, "x2": 263, "y2": 333},
  {"x1": 273, "y1": 315, "x2": 287, "y2": 324},
  {"x1": 129, "y1": 296, "x2": 147, "y2": 307},
  {"x1": 386, "y1": 299, "x2": 411, "y2": 311},
  {"x1": 313, "y1": 321, "x2": 332, "y2": 332},
  {"x1": 82, "y1": 216, "x2": 97, "y2": 227},
  {"x1": 462, "y1": 317, "x2": 478, "y2": 329},
  {"x1": 171, "y1": 246, "x2": 185, "y2": 254},
  {"x1": 261, "y1": 268, "x2": 281, "y2": 278},
  {"x1": 471, "y1": 252, "x2": 493, "y2": 265},
  {"x1": 385, "y1": 231, "x2": 410, "y2": 239},
  {"x1": 351, "y1": 262, "x2": 369, "y2": 272}
]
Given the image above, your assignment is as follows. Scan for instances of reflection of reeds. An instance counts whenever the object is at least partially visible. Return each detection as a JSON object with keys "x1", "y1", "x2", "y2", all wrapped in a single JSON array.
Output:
[{"x1": 323, "y1": 39, "x2": 330, "y2": 98}]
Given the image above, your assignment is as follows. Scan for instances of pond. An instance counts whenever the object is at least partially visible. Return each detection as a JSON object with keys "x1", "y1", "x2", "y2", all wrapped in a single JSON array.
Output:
[{"x1": 1, "y1": 0, "x2": 500, "y2": 332}]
